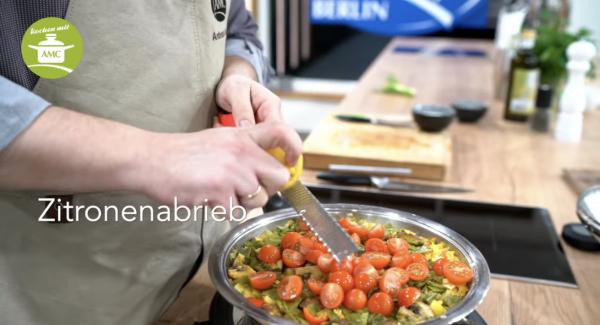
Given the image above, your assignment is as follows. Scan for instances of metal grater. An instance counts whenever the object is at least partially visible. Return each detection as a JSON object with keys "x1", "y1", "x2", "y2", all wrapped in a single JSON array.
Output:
[{"x1": 280, "y1": 182, "x2": 361, "y2": 262}]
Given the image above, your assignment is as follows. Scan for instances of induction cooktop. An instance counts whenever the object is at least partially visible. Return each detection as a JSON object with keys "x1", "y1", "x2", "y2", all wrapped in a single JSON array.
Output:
[{"x1": 266, "y1": 185, "x2": 577, "y2": 288}]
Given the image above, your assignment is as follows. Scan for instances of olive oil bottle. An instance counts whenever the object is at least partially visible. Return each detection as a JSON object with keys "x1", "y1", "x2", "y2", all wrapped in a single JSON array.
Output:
[{"x1": 504, "y1": 29, "x2": 540, "y2": 121}]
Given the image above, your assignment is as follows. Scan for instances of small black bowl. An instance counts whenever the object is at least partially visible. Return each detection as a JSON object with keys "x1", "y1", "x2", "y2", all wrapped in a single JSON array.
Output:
[
  {"x1": 451, "y1": 100, "x2": 488, "y2": 123},
  {"x1": 412, "y1": 104, "x2": 455, "y2": 132}
]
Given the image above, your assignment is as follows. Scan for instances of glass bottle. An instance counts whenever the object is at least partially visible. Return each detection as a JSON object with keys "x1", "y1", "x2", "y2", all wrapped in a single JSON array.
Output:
[
  {"x1": 531, "y1": 85, "x2": 553, "y2": 132},
  {"x1": 504, "y1": 29, "x2": 541, "y2": 121}
]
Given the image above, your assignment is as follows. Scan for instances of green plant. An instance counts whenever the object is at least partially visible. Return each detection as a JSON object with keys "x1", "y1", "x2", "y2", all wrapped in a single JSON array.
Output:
[{"x1": 534, "y1": 23, "x2": 596, "y2": 86}]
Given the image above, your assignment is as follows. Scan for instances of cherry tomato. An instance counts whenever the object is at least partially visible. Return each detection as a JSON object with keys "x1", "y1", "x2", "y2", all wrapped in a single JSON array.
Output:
[
  {"x1": 317, "y1": 253, "x2": 335, "y2": 273},
  {"x1": 282, "y1": 249, "x2": 306, "y2": 268},
  {"x1": 379, "y1": 267, "x2": 409, "y2": 297},
  {"x1": 338, "y1": 218, "x2": 352, "y2": 230},
  {"x1": 258, "y1": 244, "x2": 281, "y2": 264},
  {"x1": 328, "y1": 271, "x2": 354, "y2": 292},
  {"x1": 247, "y1": 297, "x2": 264, "y2": 308},
  {"x1": 298, "y1": 219, "x2": 310, "y2": 231},
  {"x1": 407, "y1": 262, "x2": 429, "y2": 281},
  {"x1": 368, "y1": 224, "x2": 385, "y2": 239},
  {"x1": 365, "y1": 238, "x2": 389, "y2": 253},
  {"x1": 354, "y1": 273, "x2": 378, "y2": 293},
  {"x1": 387, "y1": 238, "x2": 409, "y2": 255},
  {"x1": 313, "y1": 242, "x2": 329, "y2": 253},
  {"x1": 320, "y1": 283, "x2": 344, "y2": 309},
  {"x1": 307, "y1": 278, "x2": 324, "y2": 295},
  {"x1": 433, "y1": 258, "x2": 448, "y2": 276},
  {"x1": 294, "y1": 237, "x2": 315, "y2": 255},
  {"x1": 443, "y1": 261, "x2": 474, "y2": 285},
  {"x1": 351, "y1": 233, "x2": 362, "y2": 246},
  {"x1": 344, "y1": 288, "x2": 367, "y2": 311},
  {"x1": 281, "y1": 232, "x2": 302, "y2": 249},
  {"x1": 409, "y1": 253, "x2": 428, "y2": 266},
  {"x1": 367, "y1": 292, "x2": 394, "y2": 316},
  {"x1": 331, "y1": 256, "x2": 355, "y2": 274},
  {"x1": 349, "y1": 225, "x2": 369, "y2": 241},
  {"x1": 277, "y1": 275, "x2": 303, "y2": 301},
  {"x1": 398, "y1": 287, "x2": 421, "y2": 307},
  {"x1": 249, "y1": 271, "x2": 277, "y2": 290},
  {"x1": 303, "y1": 307, "x2": 328, "y2": 325},
  {"x1": 391, "y1": 252, "x2": 411, "y2": 269},
  {"x1": 352, "y1": 260, "x2": 378, "y2": 278},
  {"x1": 360, "y1": 252, "x2": 391, "y2": 269},
  {"x1": 305, "y1": 249, "x2": 323, "y2": 265}
]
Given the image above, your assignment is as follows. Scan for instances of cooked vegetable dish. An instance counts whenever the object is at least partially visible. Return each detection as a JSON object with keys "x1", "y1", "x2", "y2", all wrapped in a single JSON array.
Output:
[{"x1": 227, "y1": 214, "x2": 474, "y2": 325}]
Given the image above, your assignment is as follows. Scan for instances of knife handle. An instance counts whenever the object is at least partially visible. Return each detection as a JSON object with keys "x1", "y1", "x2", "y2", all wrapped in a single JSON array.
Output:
[
  {"x1": 217, "y1": 112, "x2": 302, "y2": 190},
  {"x1": 317, "y1": 172, "x2": 372, "y2": 186}
]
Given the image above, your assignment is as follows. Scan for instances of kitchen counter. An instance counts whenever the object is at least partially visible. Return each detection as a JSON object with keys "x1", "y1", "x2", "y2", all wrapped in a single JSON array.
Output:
[{"x1": 300, "y1": 37, "x2": 600, "y2": 324}]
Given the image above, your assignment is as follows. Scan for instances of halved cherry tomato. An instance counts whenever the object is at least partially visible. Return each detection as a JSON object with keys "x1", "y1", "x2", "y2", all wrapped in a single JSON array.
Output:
[
  {"x1": 298, "y1": 219, "x2": 310, "y2": 231},
  {"x1": 407, "y1": 262, "x2": 429, "y2": 281},
  {"x1": 317, "y1": 253, "x2": 335, "y2": 273},
  {"x1": 409, "y1": 253, "x2": 429, "y2": 266},
  {"x1": 365, "y1": 238, "x2": 389, "y2": 253},
  {"x1": 398, "y1": 287, "x2": 421, "y2": 307},
  {"x1": 354, "y1": 273, "x2": 377, "y2": 293},
  {"x1": 320, "y1": 283, "x2": 344, "y2": 309},
  {"x1": 328, "y1": 271, "x2": 354, "y2": 292},
  {"x1": 258, "y1": 244, "x2": 281, "y2": 264},
  {"x1": 338, "y1": 218, "x2": 352, "y2": 229},
  {"x1": 307, "y1": 278, "x2": 324, "y2": 295},
  {"x1": 433, "y1": 258, "x2": 448, "y2": 276},
  {"x1": 379, "y1": 267, "x2": 409, "y2": 297},
  {"x1": 443, "y1": 261, "x2": 474, "y2": 285},
  {"x1": 249, "y1": 271, "x2": 277, "y2": 290},
  {"x1": 349, "y1": 225, "x2": 369, "y2": 241},
  {"x1": 282, "y1": 249, "x2": 305, "y2": 268},
  {"x1": 313, "y1": 242, "x2": 329, "y2": 253},
  {"x1": 247, "y1": 297, "x2": 264, "y2": 308},
  {"x1": 351, "y1": 233, "x2": 362, "y2": 246},
  {"x1": 305, "y1": 249, "x2": 323, "y2": 265},
  {"x1": 277, "y1": 275, "x2": 303, "y2": 301},
  {"x1": 360, "y1": 252, "x2": 391, "y2": 269},
  {"x1": 368, "y1": 224, "x2": 385, "y2": 239},
  {"x1": 343, "y1": 288, "x2": 367, "y2": 311},
  {"x1": 387, "y1": 238, "x2": 409, "y2": 255},
  {"x1": 352, "y1": 260, "x2": 378, "y2": 278},
  {"x1": 294, "y1": 237, "x2": 314, "y2": 255},
  {"x1": 391, "y1": 252, "x2": 411, "y2": 269},
  {"x1": 281, "y1": 232, "x2": 302, "y2": 249},
  {"x1": 303, "y1": 307, "x2": 328, "y2": 325},
  {"x1": 331, "y1": 256, "x2": 355, "y2": 274},
  {"x1": 367, "y1": 292, "x2": 394, "y2": 316}
]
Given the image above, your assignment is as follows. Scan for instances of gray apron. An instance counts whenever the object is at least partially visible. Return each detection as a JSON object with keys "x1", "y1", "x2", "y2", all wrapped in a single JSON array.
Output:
[{"x1": 0, "y1": 0, "x2": 229, "y2": 324}]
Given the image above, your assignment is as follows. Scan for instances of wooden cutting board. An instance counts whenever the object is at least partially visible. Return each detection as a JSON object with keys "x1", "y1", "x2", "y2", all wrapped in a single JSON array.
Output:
[
  {"x1": 302, "y1": 116, "x2": 452, "y2": 180},
  {"x1": 563, "y1": 169, "x2": 600, "y2": 195}
]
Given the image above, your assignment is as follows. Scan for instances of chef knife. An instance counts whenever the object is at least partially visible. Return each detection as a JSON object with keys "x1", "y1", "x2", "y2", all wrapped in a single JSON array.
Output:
[
  {"x1": 335, "y1": 113, "x2": 412, "y2": 128},
  {"x1": 317, "y1": 172, "x2": 472, "y2": 193},
  {"x1": 218, "y1": 113, "x2": 361, "y2": 262}
]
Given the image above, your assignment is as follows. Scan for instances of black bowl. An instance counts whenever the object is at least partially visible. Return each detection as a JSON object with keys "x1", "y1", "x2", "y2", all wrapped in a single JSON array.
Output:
[
  {"x1": 451, "y1": 100, "x2": 488, "y2": 123},
  {"x1": 412, "y1": 104, "x2": 455, "y2": 132}
]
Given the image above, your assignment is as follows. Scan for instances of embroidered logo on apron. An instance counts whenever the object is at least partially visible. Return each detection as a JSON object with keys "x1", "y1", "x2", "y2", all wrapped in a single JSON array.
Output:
[{"x1": 211, "y1": 0, "x2": 227, "y2": 22}]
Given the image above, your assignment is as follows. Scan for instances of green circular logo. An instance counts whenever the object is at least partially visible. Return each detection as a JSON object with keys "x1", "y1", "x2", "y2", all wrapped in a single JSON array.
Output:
[{"x1": 21, "y1": 17, "x2": 83, "y2": 79}]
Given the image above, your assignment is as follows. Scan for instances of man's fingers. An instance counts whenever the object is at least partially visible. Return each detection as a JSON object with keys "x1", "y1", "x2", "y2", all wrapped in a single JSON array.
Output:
[
  {"x1": 251, "y1": 83, "x2": 283, "y2": 123},
  {"x1": 244, "y1": 123, "x2": 303, "y2": 165}
]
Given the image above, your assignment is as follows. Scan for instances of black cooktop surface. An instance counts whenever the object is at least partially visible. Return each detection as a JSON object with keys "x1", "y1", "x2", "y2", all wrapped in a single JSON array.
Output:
[{"x1": 275, "y1": 185, "x2": 577, "y2": 287}]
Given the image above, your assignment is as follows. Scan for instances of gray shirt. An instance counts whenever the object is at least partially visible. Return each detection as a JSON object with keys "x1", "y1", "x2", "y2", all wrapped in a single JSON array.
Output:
[{"x1": 0, "y1": 0, "x2": 269, "y2": 150}]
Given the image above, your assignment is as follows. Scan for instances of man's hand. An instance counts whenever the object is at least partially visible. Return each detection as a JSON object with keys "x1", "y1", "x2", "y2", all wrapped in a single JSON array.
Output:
[
  {"x1": 139, "y1": 122, "x2": 302, "y2": 209},
  {"x1": 216, "y1": 74, "x2": 283, "y2": 127}
]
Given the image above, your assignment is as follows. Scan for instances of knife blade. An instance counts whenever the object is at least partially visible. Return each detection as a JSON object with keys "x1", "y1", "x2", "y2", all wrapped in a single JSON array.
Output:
[
  {"x1": 317, "y1": 172, "x2": 471, "y2": 193},
  {"x1": 281, "y1": 182, "x2": 361, "y2": 262},
  {"x1": 335, "y1": 113, "x2": 412, "y2": 128}
]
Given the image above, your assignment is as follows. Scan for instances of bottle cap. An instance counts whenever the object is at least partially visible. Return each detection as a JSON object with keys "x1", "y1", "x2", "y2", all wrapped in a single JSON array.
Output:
[{"x1": 535, "y1": 85, "x2": 553, "y2": 109}]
